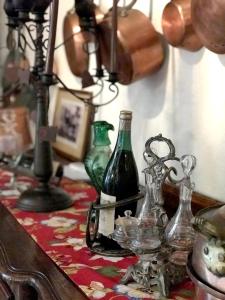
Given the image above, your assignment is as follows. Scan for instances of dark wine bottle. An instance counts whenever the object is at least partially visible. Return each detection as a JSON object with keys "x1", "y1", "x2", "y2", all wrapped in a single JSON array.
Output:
[{"x1": 98, "y1": 110, "x2": 139, "y2": 251}]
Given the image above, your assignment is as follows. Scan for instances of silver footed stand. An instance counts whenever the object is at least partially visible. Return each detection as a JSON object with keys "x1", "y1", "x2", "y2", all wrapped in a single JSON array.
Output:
[{"x1": 112, "y1": 134, "x2": 194, "y2": 297}]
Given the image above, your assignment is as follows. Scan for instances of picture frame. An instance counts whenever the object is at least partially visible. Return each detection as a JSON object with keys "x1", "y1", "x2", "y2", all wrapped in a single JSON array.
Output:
[{"x1": 52, "y1": 88, "x2": 93, "y2": 161}]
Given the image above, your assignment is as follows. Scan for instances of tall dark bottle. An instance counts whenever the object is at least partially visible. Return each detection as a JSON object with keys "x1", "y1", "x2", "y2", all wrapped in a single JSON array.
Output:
[{"x1": 98, "y1": 110, "x2": 139, "y2": 251}]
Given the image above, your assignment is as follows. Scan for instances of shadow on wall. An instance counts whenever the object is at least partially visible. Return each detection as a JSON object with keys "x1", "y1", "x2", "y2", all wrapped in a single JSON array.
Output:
[
  {"x1": 217, "y1": 53, "x2": 225, "y2": 67},
  {"x1": 128, "y1": 35, "x2": 170, "y2": 119},
  {"x1": 179, "y1": 47, "x2": 205, "y2": 64},
  {"x1": 170, "y1": 47, "x2": 205, "y2": 156}
]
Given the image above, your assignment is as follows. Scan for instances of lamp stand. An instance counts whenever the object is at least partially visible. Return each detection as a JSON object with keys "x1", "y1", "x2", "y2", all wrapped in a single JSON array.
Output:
[{"x1": 16, "y1": 3, "x2": 73, "y2": 212}]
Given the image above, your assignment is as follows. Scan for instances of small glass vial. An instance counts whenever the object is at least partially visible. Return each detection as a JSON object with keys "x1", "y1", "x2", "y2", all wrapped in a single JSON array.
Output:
[{"x1": 165, "y1": 155, "x2": 196, "y2": 266}]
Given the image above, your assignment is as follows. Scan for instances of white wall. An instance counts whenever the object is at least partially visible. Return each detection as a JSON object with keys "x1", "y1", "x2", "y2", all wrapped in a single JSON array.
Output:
[{"x1": 1, "y1": 0, "x2": 225, "y2": 202}]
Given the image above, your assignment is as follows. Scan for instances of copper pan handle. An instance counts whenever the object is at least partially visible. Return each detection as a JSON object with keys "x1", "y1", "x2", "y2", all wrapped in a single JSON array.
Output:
[
  {"x1": 108, "y1": 0, "x2": 137, "y2": 12},
  {"x1": 109, "y1": 0, "x2": 137, "y2": 77},
  {"x1": 109, "y1": 0, "x2": 118, "y2": 79},
  {"x1": 120, "y1": 0, "x2": 137, "y2": 16},
  {"x1": 149, "y1": 0, "x2": 153, "y2": 20},
  {"x1": 119, "y1": 0, "x2": 137, "y2": 11}
]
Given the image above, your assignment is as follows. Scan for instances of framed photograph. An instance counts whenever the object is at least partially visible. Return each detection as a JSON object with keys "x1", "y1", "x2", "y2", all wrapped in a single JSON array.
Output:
[{"x1": 52, "y1": 88, "x2": 93, "y2": 161}]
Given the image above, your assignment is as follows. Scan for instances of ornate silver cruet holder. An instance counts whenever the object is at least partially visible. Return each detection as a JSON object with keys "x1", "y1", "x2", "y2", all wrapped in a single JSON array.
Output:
[{"x1": 112, "y1": 134, "x2": 196, "y2": 297}]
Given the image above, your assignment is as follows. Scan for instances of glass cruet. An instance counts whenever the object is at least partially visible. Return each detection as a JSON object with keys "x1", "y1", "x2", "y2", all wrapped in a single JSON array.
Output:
[
  {"x1": 84, "y1": 120, "x2": 114, "y2": 194},
  {"x1": 165, "y1": 155, "x2": 196, "y2": 266},
  {"x1": 131, "y1": 168, "x2": 168, "y2": 254}
]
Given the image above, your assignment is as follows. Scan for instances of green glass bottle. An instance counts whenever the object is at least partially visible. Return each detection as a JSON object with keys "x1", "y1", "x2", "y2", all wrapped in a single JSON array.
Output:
[
  {"x1": 98, "y1": 110, "x2": 139, "y2": 251},
  {"x1": 84, "y1": 121, "x2": 114, "y2": 194}
]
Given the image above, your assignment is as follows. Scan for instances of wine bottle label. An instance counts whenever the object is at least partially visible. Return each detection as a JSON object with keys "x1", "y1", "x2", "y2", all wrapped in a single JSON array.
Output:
[{"x1": 98, "y1": 192, "x2": 116, "y2": 237}]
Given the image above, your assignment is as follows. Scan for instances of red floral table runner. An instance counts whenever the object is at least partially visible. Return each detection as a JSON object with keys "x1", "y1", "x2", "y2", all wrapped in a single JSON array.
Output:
[{"x1": 0, "y1": 169, "x2": 195, "y2": 300}]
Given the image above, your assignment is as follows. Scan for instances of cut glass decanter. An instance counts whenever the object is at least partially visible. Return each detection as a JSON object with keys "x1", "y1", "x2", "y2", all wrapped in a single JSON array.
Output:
[{"x1": 165, "y1": 155, "x2": 196, "y2": 266}]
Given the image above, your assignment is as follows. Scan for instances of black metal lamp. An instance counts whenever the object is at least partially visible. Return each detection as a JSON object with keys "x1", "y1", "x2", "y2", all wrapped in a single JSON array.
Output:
[
  {"x1": 11, "y1": 0, "x2": 73, "y2": 212},
  {"x1": 3, "y1": 0, "x2": 120, "y2": 211},
  {"x1": 4, "y1": 0, "x2": 19, "y2": 27},
  {"x1": 31, "y1": 0, "x2": 52, "y2": 22},
  {"x1": 12, "y1": 0, "x2": 34, "y2": 22}
]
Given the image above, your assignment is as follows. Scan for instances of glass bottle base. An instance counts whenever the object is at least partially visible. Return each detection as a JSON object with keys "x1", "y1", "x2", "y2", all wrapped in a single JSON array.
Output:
[{"x1": 89, "y1": 243, "x2": 133, "y2": 257}]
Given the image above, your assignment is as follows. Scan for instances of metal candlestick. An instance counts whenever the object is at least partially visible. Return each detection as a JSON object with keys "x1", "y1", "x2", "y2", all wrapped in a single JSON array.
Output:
[
  {"x1": 3, "y1": 0, "x2": 121, "y2": 211},
  {"x1": 8, "y1": 0, "x2": 73, "y2": 211}
]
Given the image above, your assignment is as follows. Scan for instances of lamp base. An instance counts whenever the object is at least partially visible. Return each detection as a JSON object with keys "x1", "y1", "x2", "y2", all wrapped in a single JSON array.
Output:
[{"x1": 16, "y1": 184, "x2": 73, "y2": 212}]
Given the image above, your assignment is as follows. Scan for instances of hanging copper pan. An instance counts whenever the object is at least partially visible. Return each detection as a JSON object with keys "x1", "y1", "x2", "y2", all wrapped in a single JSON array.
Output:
[
  {"x1": 162, "y1": 0, "x2": 202, "y2": 51},
  {"x1": 98, "y1": 0, "x2": 164, "y2": 85},
  {"x1": 63, "y1": 5, "x2": 104, "y2": 77},
  {"x1": 191, "y1": 0, "x2": 225, "y2": 54}
]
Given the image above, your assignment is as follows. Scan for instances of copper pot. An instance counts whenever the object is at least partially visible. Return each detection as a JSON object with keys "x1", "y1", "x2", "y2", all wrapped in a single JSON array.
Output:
[
  {"x1": 191, "y1": 0, "x2": 225, "y2": 54},
  {"x1": 98, "y1": 2, "x2": 164, "y2": 85},
  {"x1": 190, "y1": 205, "x2": 225, "y2": 299},
  {"x1": 162, "y1": 0, "x2": 202, "y2": 51},
  {"x1": 187, "y1": 257, "x2": 225, "y2": 300},
  {"x1": 63, "y1": 6, "x2": 104, "y2": 77}
]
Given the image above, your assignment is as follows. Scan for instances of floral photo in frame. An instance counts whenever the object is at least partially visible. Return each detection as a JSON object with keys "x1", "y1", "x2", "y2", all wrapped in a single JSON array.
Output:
[{"x1": 52, "y1": 88, "x2": 93, "y2": 161}]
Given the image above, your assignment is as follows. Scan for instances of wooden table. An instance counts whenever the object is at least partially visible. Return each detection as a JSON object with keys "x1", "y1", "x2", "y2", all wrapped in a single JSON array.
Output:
[{"x1": 0, "y1": 203, "x2": 88, "y2": 300}]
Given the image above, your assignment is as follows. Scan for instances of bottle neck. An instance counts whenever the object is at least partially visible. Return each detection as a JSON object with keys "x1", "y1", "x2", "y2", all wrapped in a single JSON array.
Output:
[
  {"x1": 115, "y1": 119, "x2": 132, "y2": 151},
  {"x1": 179, "y1": 179, "x2": 193, "y2": 203}
]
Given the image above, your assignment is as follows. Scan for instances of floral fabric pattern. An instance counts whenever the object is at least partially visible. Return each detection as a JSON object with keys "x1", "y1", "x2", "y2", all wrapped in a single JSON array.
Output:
[{"x1": 0, "y1": 170, "x2": 195, "y2": 300}]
